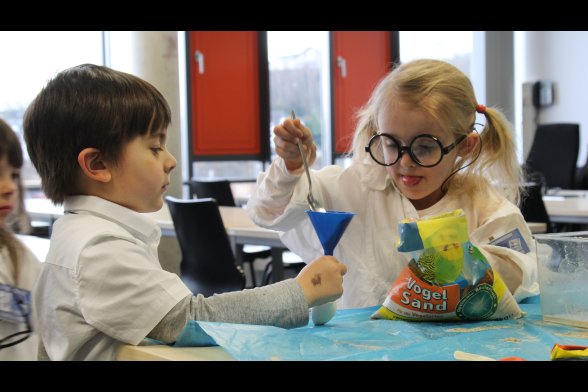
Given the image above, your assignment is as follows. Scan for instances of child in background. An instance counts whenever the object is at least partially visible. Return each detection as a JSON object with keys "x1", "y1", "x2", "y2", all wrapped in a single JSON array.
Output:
[
  {"x1": 0, "y1": 119, "x2": 42, "y2": 360},
  {"x1": 247, "y1": 59, "x2": 539, "y2": 310},
  {"x1": 24, "y1": 64, "x2": 347, "y2": 360}
]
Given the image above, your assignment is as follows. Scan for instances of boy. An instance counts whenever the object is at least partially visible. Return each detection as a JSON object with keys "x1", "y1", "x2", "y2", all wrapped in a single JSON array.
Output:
[{"x1": 23, "y1": 64, "x2": 346, "y2": 360}]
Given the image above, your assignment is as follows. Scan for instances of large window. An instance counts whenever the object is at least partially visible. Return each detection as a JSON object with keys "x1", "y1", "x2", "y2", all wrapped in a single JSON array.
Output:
[
  {"x1": 399, "y1": 31, "x2": 474, "y2": 77},
  {"x1": 0, "y1": 31, "x2": 104, "y2": 188},
  {"x1": 267, "y1": 31, "x2": 330, "y2": 168}
]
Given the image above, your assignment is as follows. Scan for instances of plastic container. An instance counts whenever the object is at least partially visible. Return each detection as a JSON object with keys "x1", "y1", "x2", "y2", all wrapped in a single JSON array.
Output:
[{"x1": 535, "y1": 232, "x2": 588, "y2": 328}]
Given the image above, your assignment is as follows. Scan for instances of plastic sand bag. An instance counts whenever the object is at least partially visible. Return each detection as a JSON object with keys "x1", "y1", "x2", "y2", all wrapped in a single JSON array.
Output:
[{"x1": 372, "y1": 209, "x2": 522, "y2": 321}]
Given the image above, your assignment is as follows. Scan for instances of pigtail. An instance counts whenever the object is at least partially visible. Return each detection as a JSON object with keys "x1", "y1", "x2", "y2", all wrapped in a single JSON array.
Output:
[{"x1": 476, "y1": 107, "x2": 523, "y2": 205}]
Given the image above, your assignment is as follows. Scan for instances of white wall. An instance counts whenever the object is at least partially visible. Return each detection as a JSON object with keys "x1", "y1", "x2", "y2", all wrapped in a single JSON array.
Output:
[
  {"x1": 520, "y1": 31, "x2": 588, "y2": 167},
  {"x1": 485, "y1": 31, "x2": 515, "y2": 124},
  {"x1": 108, "y1": 31, "x2": 184, "y2": 198}
]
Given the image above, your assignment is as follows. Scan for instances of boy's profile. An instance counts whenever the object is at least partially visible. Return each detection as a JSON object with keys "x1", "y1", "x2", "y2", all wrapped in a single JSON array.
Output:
[{"x1": 23, "y1": 64, "x2": 346, "y2": 360}]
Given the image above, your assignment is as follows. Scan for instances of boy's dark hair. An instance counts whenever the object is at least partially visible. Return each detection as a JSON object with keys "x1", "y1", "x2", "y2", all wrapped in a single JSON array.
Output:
[
  {"x1": 0, "y1": 118, "x2": 23, "y2": 169},
  {"x1": 23, "y1": 64, "x2": 171, "y2": 204}
]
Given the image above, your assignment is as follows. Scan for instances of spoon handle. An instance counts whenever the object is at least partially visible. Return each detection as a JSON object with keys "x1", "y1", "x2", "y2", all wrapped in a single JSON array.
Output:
[{"x1": 292, "y1": 110, "x2": 313, "y2": 192}]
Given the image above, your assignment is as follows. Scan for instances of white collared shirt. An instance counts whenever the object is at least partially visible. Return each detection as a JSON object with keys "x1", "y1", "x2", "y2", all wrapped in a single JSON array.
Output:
[
  {"x1": 35, "y1": 195, "x2": 191, "y2": 360},
  {"x1": 247, "y1": 158, "x2": 539, "y2": 309}
]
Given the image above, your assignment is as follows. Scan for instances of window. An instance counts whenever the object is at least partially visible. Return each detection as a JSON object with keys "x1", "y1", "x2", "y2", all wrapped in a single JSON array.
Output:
[
  {"x1": 267, "y1": 31, "x2": 330, "y2": 168},
  {"x1": 0, "y1": 31, "x2": 104, "y2": 189},
  {"x1": 399, "y1": 31, "x2": 474, "y2": 77},
  {"x1": 399, "y1": 31, "x2": 486, "y2": 135}
]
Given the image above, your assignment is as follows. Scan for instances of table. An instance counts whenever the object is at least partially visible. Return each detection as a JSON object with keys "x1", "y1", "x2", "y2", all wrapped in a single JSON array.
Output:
[
  {"x1": 229, "y1": 181, "x2": 256, "y2": 207},
  {"x1": 116, "y1": 298, "x2": 588, "y2": 361},
  {"x1": 543, "y1": 189, "x2": 588, "y2": 224},
  {"x1": 527, "y1": 222, "x2": 546, "y2": 233},
  {"x1": 117, "y1": 342, "x2": 232, "y2": 361},
  {"x1": 24, "y1": 196, "x2": 549, "y2": 238},
  {"x1": 23, "y1": 197, "x2": 548, "y2": 281}
]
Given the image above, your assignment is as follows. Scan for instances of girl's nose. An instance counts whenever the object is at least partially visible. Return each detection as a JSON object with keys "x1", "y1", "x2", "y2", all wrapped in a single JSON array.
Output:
[
  {"x1": 0, "y1": 175, "x2": 17, "y2": 197},
  {"x1": 398, "y1": 149, "x2": 416, "y2": 167}
]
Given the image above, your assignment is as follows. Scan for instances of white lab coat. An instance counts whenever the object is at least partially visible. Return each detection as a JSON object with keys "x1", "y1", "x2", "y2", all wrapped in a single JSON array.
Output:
[{"x1": 247, "y1": 158, "x2": 539, "y2": 309}]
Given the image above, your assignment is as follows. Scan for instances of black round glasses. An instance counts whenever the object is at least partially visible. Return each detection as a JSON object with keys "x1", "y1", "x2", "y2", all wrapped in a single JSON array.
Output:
[{"x1": 365, "y1": 133, "x2": 467, "y2": 168}]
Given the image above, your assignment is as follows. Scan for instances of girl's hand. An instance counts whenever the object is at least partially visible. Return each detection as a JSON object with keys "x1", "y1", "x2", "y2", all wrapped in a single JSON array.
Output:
[{"x1": 273, "y1": 118, "x2": 317, "y2": 172}]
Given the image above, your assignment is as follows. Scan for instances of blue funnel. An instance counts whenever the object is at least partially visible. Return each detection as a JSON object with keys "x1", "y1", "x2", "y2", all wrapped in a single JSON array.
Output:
[{"x1": 307, "y1": 210, "x2": 355, "y2": 256}]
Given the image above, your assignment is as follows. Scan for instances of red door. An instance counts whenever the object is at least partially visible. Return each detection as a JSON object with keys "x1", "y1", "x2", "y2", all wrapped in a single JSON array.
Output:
[
  {"x1": 331, "y1": 31, "x2": 393, "y2": 155},
  {"x1": 188, "y1": 31, "x2": 266, "y2": 158}
]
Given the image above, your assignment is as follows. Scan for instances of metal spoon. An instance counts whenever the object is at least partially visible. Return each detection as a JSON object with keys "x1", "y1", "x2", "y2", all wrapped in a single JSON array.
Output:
[{"x1": 292, "y1": 110, "x2": 326, "y2": 213}]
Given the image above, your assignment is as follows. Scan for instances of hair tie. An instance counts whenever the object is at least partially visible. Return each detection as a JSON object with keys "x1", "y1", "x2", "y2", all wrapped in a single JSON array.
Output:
[{"x1": 476, "y1": 104, "x2": 487, "y2": 114}]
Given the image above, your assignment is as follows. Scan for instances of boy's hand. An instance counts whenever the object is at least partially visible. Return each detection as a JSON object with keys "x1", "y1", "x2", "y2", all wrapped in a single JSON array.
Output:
[
  {"x1": 295, "y1": 256, "x2": 346, "y2": 308},
  {"x1": 273, "y1": 118, "x2": 317, "y2": 172}
]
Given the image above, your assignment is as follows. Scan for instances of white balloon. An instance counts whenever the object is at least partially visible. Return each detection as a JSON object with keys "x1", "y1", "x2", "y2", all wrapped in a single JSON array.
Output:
[{"x1": 311, "y1": 301, "x2": 337, "y2": 325}]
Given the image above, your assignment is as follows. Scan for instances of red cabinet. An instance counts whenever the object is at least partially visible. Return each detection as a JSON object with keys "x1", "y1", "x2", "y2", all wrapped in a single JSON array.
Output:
[
  {"x1": 331, "y1": 31, "x2": 395, "y2": 155},
  {"x1": 188, "y1": 31, "x2": 268, "y2": 159}
]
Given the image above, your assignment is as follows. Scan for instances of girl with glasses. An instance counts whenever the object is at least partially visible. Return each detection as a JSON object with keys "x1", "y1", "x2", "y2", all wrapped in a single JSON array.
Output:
[{"x1": 247, "y1": 59, "x2": 539, "y2": 312}]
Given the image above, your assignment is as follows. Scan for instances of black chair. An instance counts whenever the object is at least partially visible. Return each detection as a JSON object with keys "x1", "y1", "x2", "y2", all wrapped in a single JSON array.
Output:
[
  {"x1": 187, "y1": 179, "x2": 236, "y2": 207},
  {"x1": 525, "y1": 123, "x2": 579, "y2": 189},
  {"x1": 575, "y1": 155, "x2": 588, "y2": 190},
  {"x1": 520, "y1": 182, "x2": 552, "y2": 233},
  {"x1": 261, "y1": 251, "x2": 306, "y2": 286},
  {"x1": 185, "y1": 179, "x2": 271, "y2": 287},
  {"x1": 165, "y1": 196, "x2": 245, "y2": 297}
]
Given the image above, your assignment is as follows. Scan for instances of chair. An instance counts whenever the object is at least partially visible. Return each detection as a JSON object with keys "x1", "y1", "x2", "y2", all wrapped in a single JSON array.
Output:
[
  {"x1": 261, "y1": 251, "x2": 306, "y2": 286},
  {"x1": 185, "y1": 179, "x2": 271, "y2": 287},
  {"x1": 520, "y1": 182, "x2": 552, "y2": 233},
  {"x1": 186, "y1": 179, "x2": 236, "y2": 207},
  {"x1": 525, "y1": 123, "x2": 579, "y2": 189},
  {"x1": 575, "y1": 155, "x2": 588, "y2": 190},
  {"x1": 165, "y1": 196, "x2": 245, "y2": 297}
]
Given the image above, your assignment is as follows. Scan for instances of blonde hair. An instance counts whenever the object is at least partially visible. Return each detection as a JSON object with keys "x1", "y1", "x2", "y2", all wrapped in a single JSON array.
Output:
[{"x1": 351, "y1": 59, "x2": 522, "y2": 204}]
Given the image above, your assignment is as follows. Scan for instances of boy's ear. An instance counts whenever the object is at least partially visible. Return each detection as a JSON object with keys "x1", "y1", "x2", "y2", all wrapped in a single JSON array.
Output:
[
  {"x1": 458, "y1": 133, "x2": 479, "y2": 156},
  {"x1": 77, "y1": 148, "x2": 111, "y2": 183}
]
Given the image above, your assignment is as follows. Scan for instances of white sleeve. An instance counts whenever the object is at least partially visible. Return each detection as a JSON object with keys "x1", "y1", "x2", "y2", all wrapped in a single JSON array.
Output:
[
  {"x1": 470, "y1": 209, "x2": 540, "y2": 302},
  {"x1": 247, "y1": 158, "x2": 350, "y2": 262},
  {"x1": 246, "y1": 157, "x2": 310, "y2": 231}
]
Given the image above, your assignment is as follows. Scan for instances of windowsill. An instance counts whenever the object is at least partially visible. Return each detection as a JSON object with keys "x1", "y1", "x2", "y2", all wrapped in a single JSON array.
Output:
[{"x1": 23, "y1": 178, "x2": 42, "y2": 189}]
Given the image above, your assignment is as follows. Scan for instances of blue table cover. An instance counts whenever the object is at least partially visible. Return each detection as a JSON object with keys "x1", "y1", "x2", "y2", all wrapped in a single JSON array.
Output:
[{"x1": 174, "y1": 297, "x2": 588, "y2": 360}]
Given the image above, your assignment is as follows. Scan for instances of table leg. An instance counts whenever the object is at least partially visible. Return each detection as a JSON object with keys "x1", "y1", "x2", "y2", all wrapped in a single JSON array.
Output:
[
  {"x1": 270, "y1": 248, "x2": 284, "y2": 283},
  {"x1": 234, "y1": 244, "x2": 245, "y2": 267}
]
